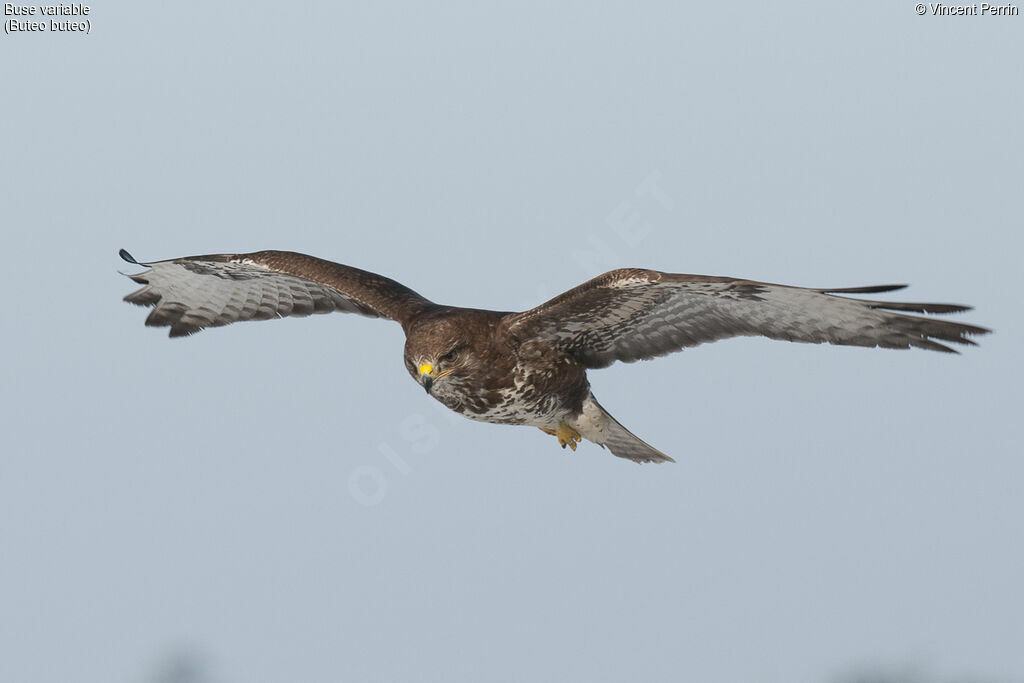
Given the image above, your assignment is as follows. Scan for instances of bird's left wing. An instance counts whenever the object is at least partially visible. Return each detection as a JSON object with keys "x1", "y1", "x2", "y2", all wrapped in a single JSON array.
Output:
[
  {"x1": 120, "y1": 249, "x2": 434, "y2": 337},
  {"x1": 502, "y1": 269, "x2": 989, "y2": 368}
]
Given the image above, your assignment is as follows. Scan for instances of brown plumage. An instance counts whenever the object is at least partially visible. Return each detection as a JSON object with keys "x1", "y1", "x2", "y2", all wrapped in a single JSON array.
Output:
[{"x1": 119, "y1": 249, "x2": 989, "y2": 464}]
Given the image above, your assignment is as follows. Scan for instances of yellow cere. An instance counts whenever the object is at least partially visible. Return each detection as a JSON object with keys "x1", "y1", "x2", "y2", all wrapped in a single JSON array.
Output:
[{"x1": 418, "y1": 363, "x2": 433, "y2": 376}]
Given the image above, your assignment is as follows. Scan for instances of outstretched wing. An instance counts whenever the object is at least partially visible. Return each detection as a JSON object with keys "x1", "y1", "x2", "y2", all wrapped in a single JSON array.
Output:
[
  {"x1": 503, "y1": 269, "x2": 989, "y2": 368},
  {"x1": 120, "y1": 249, "x2": 435, "y2": 337}
]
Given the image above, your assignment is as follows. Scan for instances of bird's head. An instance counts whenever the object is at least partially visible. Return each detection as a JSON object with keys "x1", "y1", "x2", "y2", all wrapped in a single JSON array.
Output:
[{"x1": 403, "y1": 316, "x2": 478, "y2": 400}]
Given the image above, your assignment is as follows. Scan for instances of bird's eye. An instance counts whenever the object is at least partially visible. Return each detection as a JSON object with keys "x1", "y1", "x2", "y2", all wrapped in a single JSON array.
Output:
[{"x1": 441, "y1": 349, "x2": 459, "y2": 363}]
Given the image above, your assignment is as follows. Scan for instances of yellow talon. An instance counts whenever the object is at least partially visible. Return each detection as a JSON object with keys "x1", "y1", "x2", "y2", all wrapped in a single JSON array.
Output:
[{"x1": 538, "y1": 423, "x2": 582, "y2": 451}]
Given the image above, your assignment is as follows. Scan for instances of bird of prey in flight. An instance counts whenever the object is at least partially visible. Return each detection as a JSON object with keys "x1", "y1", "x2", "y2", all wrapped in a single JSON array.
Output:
[{"x1": 119, "y1": 249, "x2": 988, "y2": 463}]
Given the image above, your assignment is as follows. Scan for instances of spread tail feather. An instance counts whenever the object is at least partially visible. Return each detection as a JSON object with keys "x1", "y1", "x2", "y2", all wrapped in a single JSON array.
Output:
[{"x1": 577, "y1": 395, "x2": 675, "y2": 464}]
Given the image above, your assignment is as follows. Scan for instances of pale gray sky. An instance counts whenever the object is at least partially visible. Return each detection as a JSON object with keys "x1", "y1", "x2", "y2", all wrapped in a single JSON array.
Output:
[{"x1": 1, "y1": 2, "x2": 1021, "y2": 682}]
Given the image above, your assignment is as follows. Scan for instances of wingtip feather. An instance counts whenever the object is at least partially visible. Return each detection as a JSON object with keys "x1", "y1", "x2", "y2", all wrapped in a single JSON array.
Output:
[{"x1": 821, "y1": 284, "x2": 908, "y2": 294}]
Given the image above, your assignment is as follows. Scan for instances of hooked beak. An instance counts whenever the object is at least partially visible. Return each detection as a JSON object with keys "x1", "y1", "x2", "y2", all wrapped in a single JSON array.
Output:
[{"x1": 418, "y1": 363, "x2": 434, "y2": 393}]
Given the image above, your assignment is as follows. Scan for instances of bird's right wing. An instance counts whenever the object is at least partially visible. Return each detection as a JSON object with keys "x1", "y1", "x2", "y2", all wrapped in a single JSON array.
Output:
[
  {"x1": 120, "y1": 249, "x2": 435, "y2": 337},
  {"x1": 503, "y1": 269, "x2": 989, "y2": 368}
]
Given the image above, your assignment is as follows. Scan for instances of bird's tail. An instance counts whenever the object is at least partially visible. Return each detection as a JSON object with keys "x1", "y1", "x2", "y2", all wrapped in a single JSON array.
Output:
[{"x1": 575, "y1": 395, "x2": 675, "y2": 464}]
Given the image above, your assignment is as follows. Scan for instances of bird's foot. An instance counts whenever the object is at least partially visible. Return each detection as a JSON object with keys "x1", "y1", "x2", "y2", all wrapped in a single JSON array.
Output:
[{"x1": 538, "y1": 423, "x2": 582, "y2": 451}]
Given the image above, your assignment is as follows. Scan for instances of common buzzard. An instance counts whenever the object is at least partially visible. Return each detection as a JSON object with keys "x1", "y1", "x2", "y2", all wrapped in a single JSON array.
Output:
[{"x1": 119, "y1": 249, "x2": 988, "y2": 464}]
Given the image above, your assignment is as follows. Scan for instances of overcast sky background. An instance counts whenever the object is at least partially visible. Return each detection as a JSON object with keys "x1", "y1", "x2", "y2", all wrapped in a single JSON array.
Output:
[{"x1": 1, "y1": 2, "x2": 1021, "y2": 682}]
